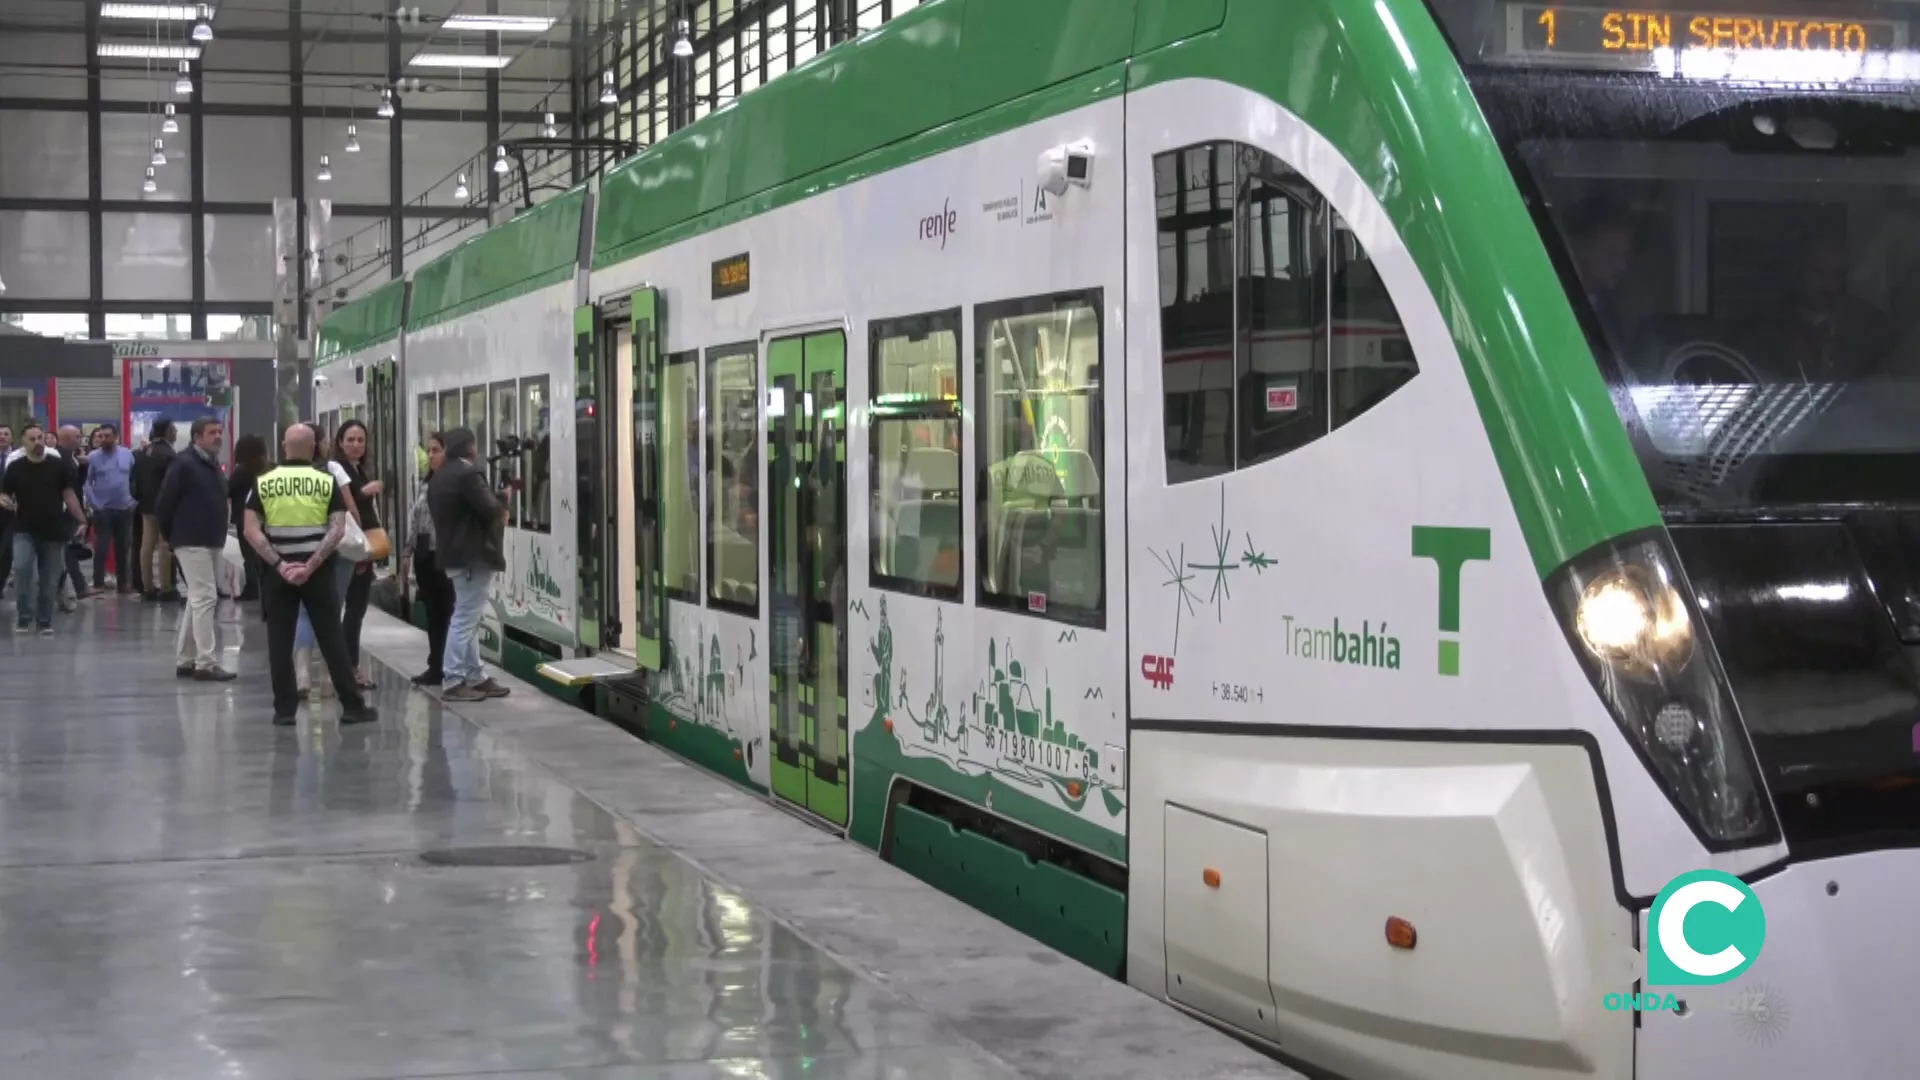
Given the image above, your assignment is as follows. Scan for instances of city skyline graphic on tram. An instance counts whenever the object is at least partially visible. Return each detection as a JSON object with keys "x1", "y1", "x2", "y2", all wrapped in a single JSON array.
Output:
[
  {"x1": 651, "y1": 621, "x2": 765, "y2": 775},
  {"x1": 866, "y1": 597, "x2": 1124, "y2": 820}
]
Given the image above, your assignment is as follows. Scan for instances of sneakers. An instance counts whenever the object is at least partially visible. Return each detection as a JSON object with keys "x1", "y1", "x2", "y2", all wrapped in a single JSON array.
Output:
[
  {"x1": 12, "y1": 623, "x2": 27, "y2": 636},
  {"x1": 38, "y1": 626, "x2": 52, "y2": 637},
  {"x1": 176, "y1": 664, "x2": 195, "y2": 679},
  {"x1": 194, "y1": 667, "x2": 237, "y2": 682},
  {"x1": 411, "y1": 670, "x2": 443, "y2": 687},
  {"x1": 340, "y1": 706, "x2": 379, "y2": 725},
  {"x1": 473, "y1": 678, "x2": 511, "y2": 699},
  {"x1": 441, "y1": 683, "x2": 488, "y2": 702}
]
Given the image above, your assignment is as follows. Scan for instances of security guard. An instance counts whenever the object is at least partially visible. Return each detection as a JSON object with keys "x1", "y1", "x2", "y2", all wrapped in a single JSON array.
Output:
[{"x1": 242, "y1": 422, "x2": 379, "y2": 726}]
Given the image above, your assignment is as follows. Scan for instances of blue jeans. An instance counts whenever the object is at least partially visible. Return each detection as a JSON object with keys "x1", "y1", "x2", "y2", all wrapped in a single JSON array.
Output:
[
  {"x1": 294, "y1": 557, "x2": 356, "y2": 650},
  {"x1": 90, "y1": 507, "x2": 135, "y2": 590},
  {"x1": 12, "y1": 533, "x2": 63, "y2": 629},
  {"x1": 444, "y1": 565, "x2": 494, "y2": 686}
]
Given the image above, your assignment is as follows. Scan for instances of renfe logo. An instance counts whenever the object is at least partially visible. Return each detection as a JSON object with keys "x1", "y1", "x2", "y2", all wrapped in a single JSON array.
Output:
[
  {"x1": 919, "y1": 198, "x2": 957, "y2": 249},
  {"x1": 1141, "y1": 654, "x2": 1174, "y2": 690},
  {"x1": 1647, "y1": 869, "x2": 1767, "y2": 986}
]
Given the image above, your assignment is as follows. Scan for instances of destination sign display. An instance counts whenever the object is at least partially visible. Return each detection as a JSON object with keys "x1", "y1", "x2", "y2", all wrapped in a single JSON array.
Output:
[
  {"x1": 1506, "y1": 4, "x2": 1911, "y2": 68},
  {"x1": 712, "y1": 252, "x2": 750, "y2": 299}
]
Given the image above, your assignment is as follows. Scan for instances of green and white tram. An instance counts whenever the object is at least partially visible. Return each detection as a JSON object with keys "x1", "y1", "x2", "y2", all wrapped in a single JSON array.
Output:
[{"x1": 315, "y1": 0, "x2": 1920, "y2": 1075}]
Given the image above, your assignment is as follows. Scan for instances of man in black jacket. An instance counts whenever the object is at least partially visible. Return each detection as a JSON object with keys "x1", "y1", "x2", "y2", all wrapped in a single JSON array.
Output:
[
  {"x1": 156, "y1": 417, "x2": 235, "y2": 681},
  {"x1": 134, "y1": 419, "x2": 180, "y2": 602},
  {"x1": 427, "y1": 427, "x2": 510, "y2": 702}
]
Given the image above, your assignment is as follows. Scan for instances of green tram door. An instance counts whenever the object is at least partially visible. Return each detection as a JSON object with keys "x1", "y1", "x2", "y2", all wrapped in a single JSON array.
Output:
[
  {"x1": 570, "y1": 292, "x2": 664, "y2": 670},
  {"x1": 767, "y1": 329, "x2": 849, "y2": 825},
  {"x1": 366, "y1": 358, "x2": 401, "y2": 572}
]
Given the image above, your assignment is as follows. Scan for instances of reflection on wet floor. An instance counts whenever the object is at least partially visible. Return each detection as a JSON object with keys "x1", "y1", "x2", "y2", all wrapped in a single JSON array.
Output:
[{"x1": 0, "y1": 597, "x2": 1014, "y2": 1079}]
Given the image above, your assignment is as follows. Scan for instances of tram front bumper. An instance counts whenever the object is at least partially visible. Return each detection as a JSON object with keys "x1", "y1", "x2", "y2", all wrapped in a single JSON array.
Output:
[{"x1": 1635, "y1": 849, "x2": 1917, "y2": 1079}]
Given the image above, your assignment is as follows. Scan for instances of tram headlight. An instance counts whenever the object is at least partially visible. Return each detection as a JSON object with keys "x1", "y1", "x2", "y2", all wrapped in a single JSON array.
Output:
[
  {"x1": 1574, "y1": 564, "x2": 1693, "y2": 679},
  {"x1": 1549, "y1": 534, "x2": 1777, "y2": 847}
]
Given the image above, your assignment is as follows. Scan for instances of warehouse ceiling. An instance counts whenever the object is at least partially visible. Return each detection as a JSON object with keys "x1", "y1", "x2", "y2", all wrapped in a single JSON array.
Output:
[{"x1": 0, "y1": 0, "x2": 655, "y2": 117}]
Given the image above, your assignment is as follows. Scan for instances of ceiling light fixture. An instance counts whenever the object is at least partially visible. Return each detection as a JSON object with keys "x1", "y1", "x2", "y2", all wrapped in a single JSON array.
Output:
[
  {"x1": 492, "y1": 145, "x2": 510, "y2": 175},
  {"x1": 99, "y1": 3, "x2": 203, "y2": 20},
  {"x1": 151, "y1": 138, "x2": 167, "y2": 167},
  {"x1": 190, "y1": 4, "x2": 214, "y2": 41},
  {"x1": 541, "y1": 111, "x2": 557, "y2": 138},
  {"x1": 407, "y1": 52, "x2": 512, "y2": 69},
  {"x1": 96, "y1": 42, "x2": 201, "y2": 60},
  {"x1": 174, "y1": 60, "x2": 193, "y2": 95},
  {"x1": 345, "y1": 123, "x2": 360, "y2": 152},
  {"x1": 453, "y1": 173, "x2": 469, "y2": 200},
  {"x1": 142, "y1": 167, "x2": 158, "y2": 194},
  {"x1": 673, "y1": 19, "x2": 694, "y2": 58},
  {"x1": 376, "y1": 88, "x2": 394, "y2": 118},
  {"x1": 599, "y1": 70, "x2": 617, "y2": 104},
  {"x1": 162, "y1": 103, "x2": 179, "y2": 134},
  {"x1": 440, "y1": 14, "x2": 555, "y2": 33},
  {"x1": 317, "y1": 154, "x2": 332, "y2": 182}
]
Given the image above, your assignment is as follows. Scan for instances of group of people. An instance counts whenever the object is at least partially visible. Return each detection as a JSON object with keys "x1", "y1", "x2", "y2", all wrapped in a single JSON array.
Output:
[
  {"x1": 1, "y1": 411, "x2": 516, "y2": 730},
  {"x1": 239, "y1": 420, "x2": 511, "y2": 725},
  {"x1": 0, "y1": 419, "x2": 204, "y2": 635}
]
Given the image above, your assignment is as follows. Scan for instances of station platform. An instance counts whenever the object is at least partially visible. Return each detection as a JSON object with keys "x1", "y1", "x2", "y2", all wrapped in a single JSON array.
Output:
[{"x1": 0, "y1": 593, "x2": 1301, "y2": 1080}]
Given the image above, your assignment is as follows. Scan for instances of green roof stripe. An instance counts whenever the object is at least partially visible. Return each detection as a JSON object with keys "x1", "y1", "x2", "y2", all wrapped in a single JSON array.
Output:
[
  {"x1": 315, "y1": 278, "x2": 407, "y2": 366},
  {"x1": 407, "y1": 187, "x2": 587, "y2": 331}
]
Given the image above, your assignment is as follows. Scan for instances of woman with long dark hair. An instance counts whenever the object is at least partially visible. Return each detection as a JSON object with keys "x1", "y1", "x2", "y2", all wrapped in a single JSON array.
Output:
[
  {"x1": 403, "y1": 433, "x2": 454, "y2": 685},
  {"x1": 333, "y1": 418, "x2": 383, "y2": 689},
  {"x1": 227, "y1": 433, "x2": 269, "y2": 604}
]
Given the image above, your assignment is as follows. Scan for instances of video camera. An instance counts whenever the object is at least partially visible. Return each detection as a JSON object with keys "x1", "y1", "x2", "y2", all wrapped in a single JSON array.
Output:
[
  {"x1": 486, "y1": 434, "x2": 525, "y2": 501},
  {"x1": 485, "y1": 433, "x2": 523, "y2": 467}
]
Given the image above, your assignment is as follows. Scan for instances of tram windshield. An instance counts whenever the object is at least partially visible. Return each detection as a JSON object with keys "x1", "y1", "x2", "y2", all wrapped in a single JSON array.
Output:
[{"x1": 1433, "y1": 0, "x2": 1920, "y2": 510}]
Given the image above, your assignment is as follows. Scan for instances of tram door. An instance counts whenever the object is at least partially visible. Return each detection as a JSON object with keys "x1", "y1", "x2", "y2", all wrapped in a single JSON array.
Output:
[
  {"x1": 366, "y1": 358, "x2": 401, "y2": 565},
  {"x1": 573, "y1": 294, "x2": 664, "y2": 667},
  {"x1": 767, "y1": 329, "x2": 849, "y2": 825}
]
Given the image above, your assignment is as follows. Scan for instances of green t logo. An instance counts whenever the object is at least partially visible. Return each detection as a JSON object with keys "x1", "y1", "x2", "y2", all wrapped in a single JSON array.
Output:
[
  {"x1": 1411, "y1": 526, "x2": 1491, "y2": 676},
  {"x1": 1647, "y1": 870, "x2": 1766, "y2": 985}
]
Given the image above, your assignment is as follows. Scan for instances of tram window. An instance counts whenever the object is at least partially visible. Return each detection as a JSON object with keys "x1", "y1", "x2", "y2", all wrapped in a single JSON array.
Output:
[
  {"x1": 438, "y1": 389, "x2": 462, "y2": 434},
  {"x1": 706, "y1": 342, "x2": 760, "y2": 616},
  {"x1": 1238, "y1": 159, "x2": 1328, "y2": 469},
  {"x1": 520, "y1": 376, "x2": 552, "y2": 534},
  {"x1": 1329, "y1": 210, "x2": 1417, "y2": 430},
  {"x1": 1153, "y1": 141, "x2": 1419, "y2": 476},
  {"x1": 975, "y1": 290, "x2": 1105, "y2": 628},
  {"x1": 464, "y1": 385, "x2": 488, "y2": 484},
  {"x1": 1156, "y1": 143, "x2": 1236, "y2": 481},
  {"x1": 417, "y1": 394, "x2": 438, "y2": 479},
  {"x1": 490, "y1": 381, "x2": 517, "y2": 505},
  {"x1": 660, "y1": 351, "x2": 700, "y2": 602},
  {"x1": 870, "y1": 308, "x2": 963, "y2": 601}
]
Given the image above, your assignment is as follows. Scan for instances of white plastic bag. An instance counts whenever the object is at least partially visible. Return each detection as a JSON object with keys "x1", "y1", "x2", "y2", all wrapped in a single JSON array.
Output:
[{"x1": 338, "y1": 514, "x2": 371, "y2": 564}]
